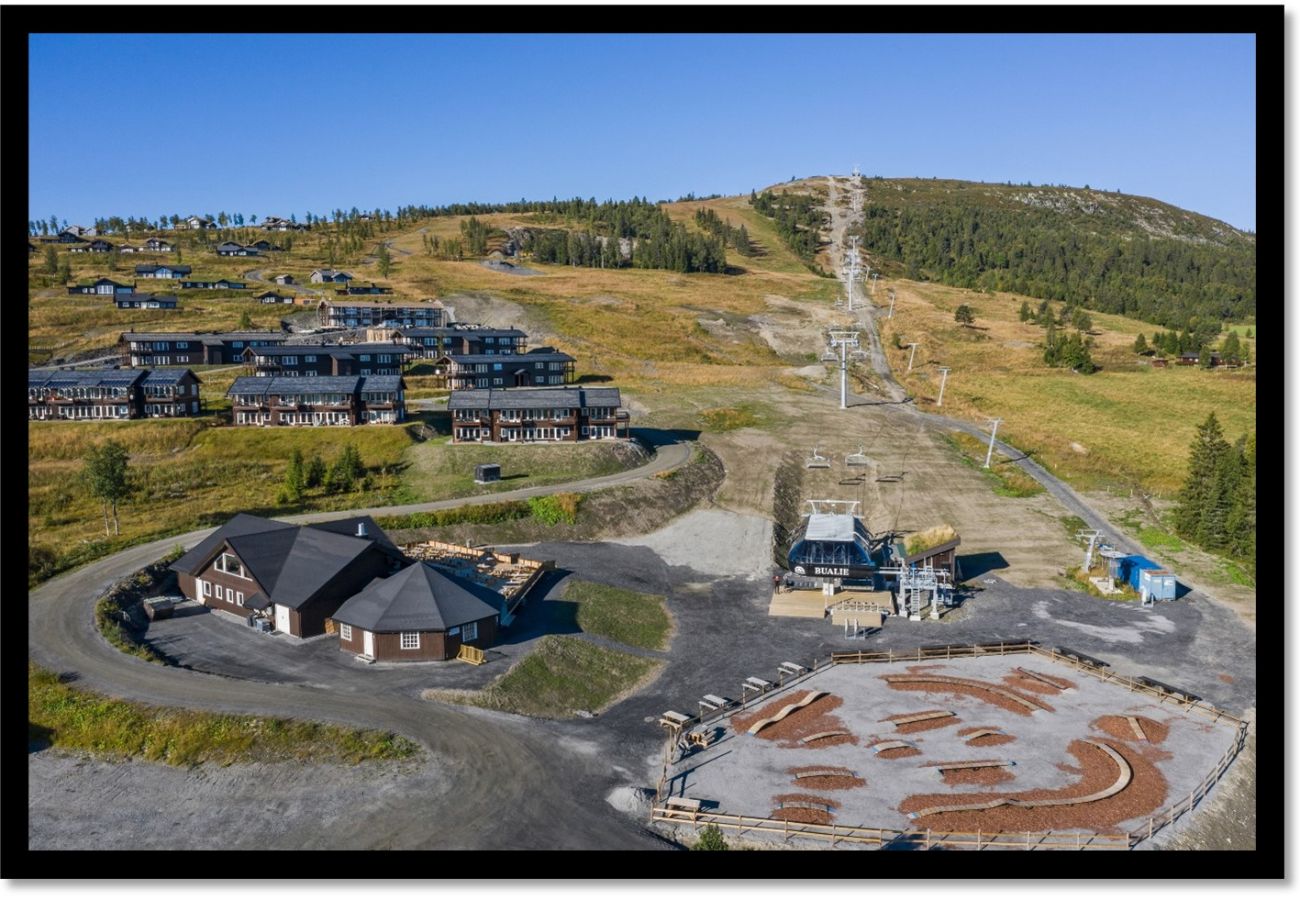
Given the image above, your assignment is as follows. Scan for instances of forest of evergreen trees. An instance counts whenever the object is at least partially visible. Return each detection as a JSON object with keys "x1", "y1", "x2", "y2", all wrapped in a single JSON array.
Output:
[
  {"x1": 1174, "y1": 414, "x2": 1255, "y2": 575},
  {"x1": 750, "y1": 189, "x2": 826, "y2": 262},
  {"x1": 849, "y1": 203, "x2": 1255, "y2": 329},
  {"x1": 693, "y1": 208, "x2": 754, "y2": 256}
]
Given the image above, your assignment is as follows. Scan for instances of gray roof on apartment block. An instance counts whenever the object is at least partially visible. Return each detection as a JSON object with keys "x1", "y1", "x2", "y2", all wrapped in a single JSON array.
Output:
[
  {"x1": 228, "y1": 375, "x2": 363, "y2": 396},
  {"x1": 248, "y1": 342, "x2": 410, "y2": 357},
  {"x1": 141, "y1": 368, "x2": 200, "y2": 385},
  {"x1": 170, "y1": 513, "x2": 402, "y2": 610},
  {"x1": 330, "y1": 562, "x2": 501, "y2": 633},
  {"x1": 135, "y1": 264, "x2": 192, "y2": 274},
  {"x1": 447, "y1": 386, "x2": 621, "y2": 411},
  {"x1": 443, "y1": 350, "x2": 573, "y2": 365},
  {"x1": 398, "y1": 326, "x2": 526, "y2": 339},
  {"x1": 122, "y1": 330, "x2": 287, "y2": 344},
  {"x1": 29, "y1": 368, "x2": 149, "y2": 389}
]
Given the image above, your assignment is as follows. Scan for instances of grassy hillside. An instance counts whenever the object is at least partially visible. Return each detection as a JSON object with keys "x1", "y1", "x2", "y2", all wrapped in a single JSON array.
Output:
[{"x1": 877, "y1": 279, "x2": 1256, "y2": 495}]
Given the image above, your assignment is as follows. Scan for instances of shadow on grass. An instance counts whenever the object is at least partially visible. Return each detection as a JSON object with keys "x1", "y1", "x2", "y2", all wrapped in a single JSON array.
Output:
[{"x1": 958, "y1": 551, "x2": 1009, "y2": 581}]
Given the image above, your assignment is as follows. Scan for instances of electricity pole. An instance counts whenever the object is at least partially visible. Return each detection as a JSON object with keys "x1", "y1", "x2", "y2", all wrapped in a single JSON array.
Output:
[
  {"x1": 828, "y1": 330, "x2": 860, "y2": 410},
  {"x1": 906, "y1": 342, "x2": 920, "y2": 373},
  {"x1": 936, "y1": 367, "x2": 951, "y2": 406},
  {"x1": 983, "y1": 418, "x2": 1004, "y2": 469}
]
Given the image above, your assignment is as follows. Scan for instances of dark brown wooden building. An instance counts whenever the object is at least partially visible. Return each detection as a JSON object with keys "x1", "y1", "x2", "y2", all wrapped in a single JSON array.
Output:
[
  {"x1": 241, "y1": 342, "x2": 414, "y2": 377},
  {"x1": 330, "y1": 562, "x2": 501, "y2": 661},
  {"x1": 169, "y1": 514, "x2": 406, "y2": 638},
  {"x1": 436, "y1": 348, "x2": 574, "y2": 390},
  {"x1": 448, "y1": 386, "x2": 628, "y2": 443},
  {"x1": 121, "y1": 330, "x2": 289, "y2": 366},
  {"x1": 227, "y1": 374, "x2": 406, "y2": 425},
  {"x1": 29, "y1": 367, "x2": 201, "y2": 420}
]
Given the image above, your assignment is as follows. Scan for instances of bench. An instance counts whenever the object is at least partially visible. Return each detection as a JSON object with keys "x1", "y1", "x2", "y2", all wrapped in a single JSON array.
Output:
[
  {"x1": 743, "y1": 677, "x2": 773, "y2": 696},
  {"x1": 686, "y1": 730, "x2": 715, "y2": 749},
  {"x1": 778, "y1": 661, "x2": 808, "y2": 677},
  {"x1": 664, "y1": 796, "x2": 703, "y2": 818},
  {"x1": 658, "y1": 710, "x2": 691, "y2": 729},
  {"x1": 698, "y1": 694, "x2": 730, "y2": 713}
]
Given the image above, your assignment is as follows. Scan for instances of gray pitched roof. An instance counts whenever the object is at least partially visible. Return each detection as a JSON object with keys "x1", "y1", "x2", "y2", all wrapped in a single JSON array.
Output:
[
  {"x1": 330, "y1": 562, "x2": 501, "y2": 632},
  {"x1": 447, "y1": 386, "x2": 621, "y2": 411},
  {"x1": 122, "y1": 330, "x2": 287, "y2": 343},
  {"x1": 247, "y1": 342, "x2": 410, "y2": 358},
  {"x1": 359, "y1": 375, "x2": 404, "y2": 393},
  {"x1": 398, "y1": 326, "x2": 525, "y2": 339},
  {"x1": 170, "y1": 513, "x2": 401, "y2": 610},
  {"x1": 141, "y1": 367, "x2": 200, "y2": 385},
  {"x1": 135, "y1": 264, "x2": 192, "y2": 274},
  {"x1": 227, "y1": 375, "x2": 363, "y2": 396},
  {"x1": 444, "y1": 350, "x2": 573, "y2": 365},
  {"x1": 29, "y1": 368, "x2": 149, "y2": 389}
]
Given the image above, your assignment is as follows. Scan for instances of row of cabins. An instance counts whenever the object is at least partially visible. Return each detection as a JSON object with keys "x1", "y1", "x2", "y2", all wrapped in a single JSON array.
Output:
[
  {"x1": 29, "y1": 367, "x2": 201, "y2": 420},
  {"x1": 171, "y1": 514, "x2": 501, "y2": 657},
  {"x1": 228, "y1": 375, "x2": 405, "y2": 425},
  {"x1": 123, "y1": 330, "x2": 288, "y2": 366}
]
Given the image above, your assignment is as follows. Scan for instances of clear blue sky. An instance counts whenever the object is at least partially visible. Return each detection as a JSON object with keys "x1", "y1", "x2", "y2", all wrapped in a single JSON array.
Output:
[{"x1": 29, "y1": 33, "x2": 1256, "y2": 230}]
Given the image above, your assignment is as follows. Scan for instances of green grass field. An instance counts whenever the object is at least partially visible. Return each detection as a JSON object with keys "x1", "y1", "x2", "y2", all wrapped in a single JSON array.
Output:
[
  {"x1": 563, "y1": 579, "x2": 672, "y2": 651},
  {"x1": 28, "y1": 664, "x2": 419, "y2": 766},
  {"x1": 428, "y1": 635, "x2": 661, "y2": 719}
]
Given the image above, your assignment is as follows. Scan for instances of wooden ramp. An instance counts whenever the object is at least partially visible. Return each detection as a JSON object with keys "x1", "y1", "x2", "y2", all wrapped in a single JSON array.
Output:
[
  {"x1": 456, "y1": 644, "x2": 486, "y2": 666},
  {"x1": 768, "y1": 590, "x2": 828, "y2": 619}
]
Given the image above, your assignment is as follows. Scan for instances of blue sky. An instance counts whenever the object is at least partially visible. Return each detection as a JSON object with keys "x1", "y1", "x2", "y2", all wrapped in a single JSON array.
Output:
[{"x1": 29, "y1": 33, "x2": 1256, "y2": 229}]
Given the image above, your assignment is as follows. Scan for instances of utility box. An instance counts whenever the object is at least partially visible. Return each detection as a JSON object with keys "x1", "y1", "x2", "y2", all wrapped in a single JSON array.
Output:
[
  {"x1": 143, "y1": 597, "x2": 176, "y2": 621},
  {"x1": 474, "y1": 463, "x2": 501, "y2": 485},
  {"x1": 1140, "y1": 568, "x2": 1178, "y2": 602}
]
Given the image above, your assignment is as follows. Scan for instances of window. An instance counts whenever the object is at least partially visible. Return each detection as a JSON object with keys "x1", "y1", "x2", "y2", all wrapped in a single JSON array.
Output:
[
  {"x1": 462, "y1": 621, "x2": 478, "y2": 642},
  {"x1": 340, "y1": 624, "x2": 352, "y2": 641},
  {"x1": 214, "y1": 584, "x2": 224, "y2": 600},
  {"x1": 235, "y1": 591, "x2": 244, "y2": 607},
  {"x1": 215, "y1": 553, "x2": 246, "y2": 578},
  {"x1": 304, "y1": 355, "x2": 317, "y2": 363},
  {"x1": 400, "y1": 632, "x2": 420, "y2": 650},
  {"x1": 201, "y1": 580, "x2": 211, "y2": 597}
]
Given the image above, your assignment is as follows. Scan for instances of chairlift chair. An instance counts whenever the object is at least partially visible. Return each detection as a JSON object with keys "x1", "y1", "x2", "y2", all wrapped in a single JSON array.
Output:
[
  {"x1": 849, "y1": 349, "x2": 869, "y2": 360},
  {"x1": 820, "y1": 348, "x2": 839, "y2": 362},
  {"x1": 805, "y1": 448, "x2": 831, "y2": 469},
  {"x1": 846, "y1": 446, "x2": 870, "y2": 467}
]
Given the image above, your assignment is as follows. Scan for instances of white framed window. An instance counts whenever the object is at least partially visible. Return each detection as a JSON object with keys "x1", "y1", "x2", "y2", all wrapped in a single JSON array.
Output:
[
  {"x1": 201, "y1": 580, "x2": 211, "y2": 597},
  {"x1": 340, "y1": 624, "x2": 353, "y2": 641},
  {"x1": 215, "y1": 584, "x2": 224, "y2": 600},
  {"x1": 462, "y1": 621, "x2": 478, "y2": 642},
  {"x1": 235, "y1": 591, "x2": 244, "y2": 607},
  {"x1": 400, "y1": 632, "x2": 420, "y2": 650}
]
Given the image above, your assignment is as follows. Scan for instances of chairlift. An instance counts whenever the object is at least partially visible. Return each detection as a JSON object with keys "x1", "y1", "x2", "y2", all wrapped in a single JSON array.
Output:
[
  {"x1": 805, "y1": 447, "x2": 831, "y2": 469},
  {"x1": 849, "y1": 349, "x2": 869, "y2": 360},
  {"x1": 820, "y1": 348, "x2": 839, "y2": 362},
  {"x1": 846, "y1": 446, "x2": 870, "y2": 467}
]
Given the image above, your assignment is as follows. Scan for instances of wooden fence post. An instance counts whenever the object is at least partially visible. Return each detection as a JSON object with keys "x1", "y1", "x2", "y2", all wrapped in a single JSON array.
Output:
[
  {"x1": 1148, "y1": 818, "x2": 1153, "y2": 840},
  {"x1": 925, "y1": 828, "x2": 931, "y2": 850},
  {"x1": 976, "y1": 829, "x2": 981, "y2": 850}
]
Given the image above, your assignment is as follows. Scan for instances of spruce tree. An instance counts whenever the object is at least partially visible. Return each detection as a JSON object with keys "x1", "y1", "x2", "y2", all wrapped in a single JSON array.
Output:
[
  {"x1": 1225, "y1": 433, "x2": 1256, "y2": 571},
  {"x1": 305, "y1": 452, "x2": 326, "y2": 489},
  {"x1": 43, "y1": 245, "x2": 59, "y2": 276},
  {"x1": 1133, "y1": 333, "x2": 1148, "y2": 355},
  {"x1": 283, "y1": 450, "x2": 304, "y2": 503},
  {"x1": 1173, "y1": 414, "x2": 1230, "y2": 539},
  {"x1": 1018, "y1": 301, "x2": 1032, "y2": 322},
  {"x1": 1220, "y1": 331, "x2": 1242, "y2": 364}
]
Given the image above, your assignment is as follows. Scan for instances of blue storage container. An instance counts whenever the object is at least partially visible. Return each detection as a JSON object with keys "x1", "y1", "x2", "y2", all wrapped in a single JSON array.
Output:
[{"x1": 1120, "y1": 555, "x2": 1161, "y2": 590}]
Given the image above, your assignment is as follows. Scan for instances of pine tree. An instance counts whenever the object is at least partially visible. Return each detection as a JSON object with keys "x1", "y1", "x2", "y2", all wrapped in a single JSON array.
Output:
[
  {"x1": 954, "y1": 304, "x2": 975, "y2": 326},
  {"x1": 305, "y1": 453, "x2": 326, "y2": 489},
  {"x1": 1220, "y1": 331, "x2": 1242, "y2": 364},
  {"x1": 43, "y1": 245, "x2": 58, "y2": 276},
  {"x1": 1133, "y1": 333, "x2": 1149, "y2": 355},
  {"x1": 1018, "y1": 301, "x2": 1032, "y2": 322},
  {"x1": 1174, "y1": 413, "x2": 1230, "y2": 539},
  {"x1": 1225, "y1": 433, "x2": 1256, "y2": 571},
  {"x1": 282, "y1": 450, "x2": 304, "y2": 503}
]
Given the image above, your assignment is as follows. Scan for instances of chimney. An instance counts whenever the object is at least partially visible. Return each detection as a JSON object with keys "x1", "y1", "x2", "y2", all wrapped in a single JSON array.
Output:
[{"x1": 356, "y1": 520, "x2": 368, "y2": 538}]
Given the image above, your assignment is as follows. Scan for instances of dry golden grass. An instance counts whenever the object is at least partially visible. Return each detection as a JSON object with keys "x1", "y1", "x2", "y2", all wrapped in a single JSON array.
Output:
[
  {"x1": 877, "y1": 279, "x2": 1257, "y2": 494},
  {"x1": 904, "y1": 523, "x2": 958, "y2": 556}
]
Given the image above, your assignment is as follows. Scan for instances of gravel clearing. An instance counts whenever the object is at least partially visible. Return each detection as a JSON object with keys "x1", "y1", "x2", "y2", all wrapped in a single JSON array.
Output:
[
  {"x1": 28, "y1": 750, "x2": 446, "y2": 850},
  {"x1": 611, "y1": 508, "x2": 772, "y2": 581}
]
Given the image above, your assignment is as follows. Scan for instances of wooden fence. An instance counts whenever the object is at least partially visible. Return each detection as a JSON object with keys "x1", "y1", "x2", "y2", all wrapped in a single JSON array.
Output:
[
  {"x1": 651, "y1": 808, "x2": 1132, "y2": 850},
  {"x1": 654, "y1": 640, "x2": 1252, "y2": 850}
]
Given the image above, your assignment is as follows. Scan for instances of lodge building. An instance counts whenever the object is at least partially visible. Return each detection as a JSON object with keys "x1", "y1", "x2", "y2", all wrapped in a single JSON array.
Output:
[
  {"x1": 121, "y1": 330, "x2": 290, "y2": 366},
  {"x1": 29, "y1": 367, "x2": 202, "y2": 420},
  {"x1": 241, "y1": 342, "x2": 414, "y2": 377},
  {"x1": 317, "y1": 298, "x2": 452, "y2": 329},
  {"x1": 448, "y1": 386, "x2": 627, "y2": 443},
  {"x1": 227, "y1": 374, "x2": 406, "y2": 425}
]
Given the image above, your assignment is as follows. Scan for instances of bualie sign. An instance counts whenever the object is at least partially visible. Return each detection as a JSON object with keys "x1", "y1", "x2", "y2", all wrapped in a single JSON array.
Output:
[{"x1": 792, "y1": 564, "x2": 876, "y2": 579}]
